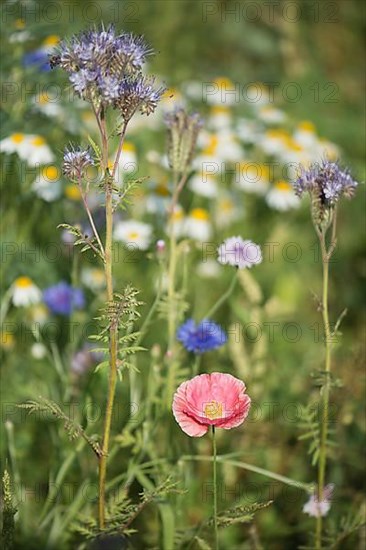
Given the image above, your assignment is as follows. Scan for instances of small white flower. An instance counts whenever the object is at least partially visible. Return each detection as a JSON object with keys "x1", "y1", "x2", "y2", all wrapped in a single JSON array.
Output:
[
  {"x1": 208, "y1": 106, "x2": 232, "y2": 130},
  {"x1": 235, "y1": 162, "x2": 270, "y2": 195},
  {"x1": 189, "y1": 172, "x2": 218, "y2": 198},
  {"x1": 184, "y1": 208, "x2": 212, "y2": 241},
  {"x1": 166, "y1": 205, "x2": 185, "y2": 238},
  {"x1": 81, "y1": 268, "x2": 106, "y2": 292},
  {"x1": 31, "y1": 343, "x2": 47, "y2": 360},
  {"x1": 197, "y1": 260, "x2": 221, "y2": 278},
  {"x1": 266, "y1": 181, "x2": 300, "y2": 211},
  {"x1": 303, "y1": 484, "x2": 334, "y2": 518},
  {"x1": 258, "y1": 106, "x2": 286, "y2": 125},
  {"x1": 218, "y1": 237, "x2": 262, "y2": 269},
  {"x1": 32, "y1": 165, "x2": 62, "y2": 202},
  {"x1": 114, "y1": 220, "x2": 152, "y2": 250},
  {"x1": 236, "y1": 118, "x2": 262, "y2": 144},
  {"x1": 215, "y1": 194, "x2": 242, "y2": 228},
  {"x1": 32, "y1": 92, "x2": 63, "y2": 118},
  {"x1": 206, "y1": 77, "x2": 237, "y2": 106},
  {"x1": 259, "y1": 129, "x2": 290, "y2": 156},
  {"x1": 0, "y1": 134, "x2": 55, "y2": 166},
  {"x1": 12, "y1": 277, "x2": 42, "y2": 307},
  {"x1": 293, "y1": 121, "x2": 318, "y2": 149}
]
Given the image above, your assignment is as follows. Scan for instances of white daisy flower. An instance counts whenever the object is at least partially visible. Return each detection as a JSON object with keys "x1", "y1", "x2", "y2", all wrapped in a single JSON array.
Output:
[
  {"x1": 166, "y1": 205, "x2": 185, "y2": 238},
  {"x1": 197, "y1": 259, "x2": 221, "y2": 278},
  {"x1": 293, "y1": 121, "x2": 318, "y2": 149},
  {"x1": 259, "y1": 129, "x2": 290, "y2": 156},
  {"x1": 218, "y1": 237, "x2": 262, "y2": 269},
  {"x1": 119, "y1": 142, "x2": 138, "y2": 174},
  {"x1": 114, "y1": 220, "x2": 152, "y2": 250},
  {"x1": 81, "y1": 268, "x2": 106, "y2": 292},
  {"x1": 145, "y1": 183, "x2": 171, "y2": 214},
  {"x1": 183, "y1": 80, "x2": 203, "y2": 101},
  {"x1": 188, "y1": 172, "x2": 218, "y2": 198},
  {"x1": 32, "y1": 92, "x2": 63, "y2": 118},
  {"x1": 215, "y1": 130, "x2": 243, "y2": 162},
  {"x1": 215, "y1": 194, "x2": 242, "y2": 228},
  {"x1": 0, "y1": 133, "x2": 31, "y2": 158},
  {"x1": 32, "y1": 165, "x2": 62, "y2": 202},
  {"x1": 205, "y1": 77, "x2": 238, "y2": 106},
  {"x1": 236, "y1": 118, "x2": 262, "y2": 144},
  {"x1": 266, "y1": 181, "x2": 301, "y2": 211},
  {"x1": 235, "y1": 162, "x2": 270, "y2": 195},
  {"x1": 31, "y1": 343, "x2": 47, "y2": 360},
  {"x1": 12, "y1": 276, "x2": 42, "y2": 307},
  {"x1": 245, "y1": 83, "x2": 271, "y2": 107},
  {"x1": 208, "y1": 106, "x2": 232, "y2": 130},
  {"x1": 258, "y1": 106, "x2": 286, "y2": 125},
  {"x1": 313, "y1": 139, "x2": 340, "y2": 162},
  {"x1": 183, "y1": 208, "x2": 212, "y2": 241}
]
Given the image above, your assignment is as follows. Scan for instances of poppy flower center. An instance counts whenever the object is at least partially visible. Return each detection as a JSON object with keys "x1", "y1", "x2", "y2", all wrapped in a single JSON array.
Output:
[{"x1": 204, "y1": 400, "x2": 223, "y2": 420}]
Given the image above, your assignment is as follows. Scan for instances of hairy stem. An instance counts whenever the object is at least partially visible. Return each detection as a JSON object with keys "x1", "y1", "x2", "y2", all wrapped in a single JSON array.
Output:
[
  {"x1": 212, "y1": 426, "x2": 219, "y2": 550},
  {"x1": 97, "y1": 111, "x2": 118, "y2": 530},
  {"x1": 315, "y1": 230, "x2": 333, "y2": 549}
]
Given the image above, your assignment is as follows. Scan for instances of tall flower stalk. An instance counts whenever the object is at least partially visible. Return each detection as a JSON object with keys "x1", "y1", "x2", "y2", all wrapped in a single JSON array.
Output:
[
  {"x1": 52, "y1": 25, "x2": 165, "y2": 530},
  {"x1": 295, "y1": 159, "x2": 357, "y2": 548}
]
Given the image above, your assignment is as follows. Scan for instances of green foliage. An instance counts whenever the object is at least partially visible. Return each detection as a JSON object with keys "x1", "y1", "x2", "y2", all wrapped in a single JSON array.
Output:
[
  {"x1": 18, "y1": 397, "x2": 102, "y2": 457},
  {"x1": 1, "y1": 470, "x2": 17, "y2": 550}
]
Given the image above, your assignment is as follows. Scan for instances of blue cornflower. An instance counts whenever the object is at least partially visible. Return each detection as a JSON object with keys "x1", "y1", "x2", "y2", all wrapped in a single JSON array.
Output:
[
  {"x1": 295, "y1": 159, "x2": 358, "y2": 206},
  {"x1": 63, "y1": 145, "x2": 94, "y2": 181},
  {"x1": 43, "y1": 282, "x2": 85, "y2": 315},
  {"x1": 23, "y1": 49, "x2": 51, "y2": 71},
  {"x1": 177, "y1": 319, "x2": 227, "y2": 354}
]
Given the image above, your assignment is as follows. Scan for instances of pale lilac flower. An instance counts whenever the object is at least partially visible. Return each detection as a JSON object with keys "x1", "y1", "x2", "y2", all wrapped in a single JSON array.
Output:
[
  {"x1": 217, "y1": 237, "x2": 262, "y2": 269},
  {"x1": 63, "y1": 145, "x2": 94, "y2": 181},
  {"x1": 303, "y1": 484, "x2": 334, "y2": 518}
]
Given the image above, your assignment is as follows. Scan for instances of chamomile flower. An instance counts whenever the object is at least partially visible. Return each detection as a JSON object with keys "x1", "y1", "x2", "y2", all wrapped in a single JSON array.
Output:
[
  {"x1": 194, "y1": 135, "x2": 222, "y2": 171},
  {"x1": 81, "y1": 268, "x2": 106, "y2": 292},
  {"x1": 166, "y1": 205, "x2": 185, "y2": 238},
  {"x1": 188, "y1": 172, "x2": 218, "y2": 198},
  {"x1": 216, "y1": 130, "x2": 243, "y2": 162},
  {"x1": 236, "y1": 118, "x2": 262, "y2": 144},
  {"x1": 145, "y1": 182, "x2": 171, "y2": 214},
  {"x1": 259, "y1": 129, "x2": 290, "y2": 156},
  {"x1": 235, "y1": 162, "x2": 270, "y2": 195},
  {"x1": 114, "y1": 220, "x2": 152, "y2": 250},
  {"x1": 32, "y1": 165, "x2": 62, "y2": 202},
  {"x1": 184, "y1": 208, "x2": 212, "y2": 241},
  {"x1": 119, "y1": 142, "x2": 138, "y2": 174},
  {"x1": 12, "y1": 277, "x2": 42, "y2": 307},
  {"x1": 293, "y1": 121, "x2": 318, "y2": 149},
  {"x1": 64, "y1": 184, "x2": 82, "y2": 201},
  {"x1": 206, "y1": 77, "x2": 237, "y2": 106},
  {"x1": 258, "y1": 105, "x2": 286, "y2": 125},
  {"x1": 32, "y1": 92, "x2": 63, "y2": 118},
  {"x1": 215, "y1": 194, "x2": 242, "y2": 228},
  {"x1": 21, "y1": 135, "x2": 54, "y2": 166},
  {"x1": 245, "y1": 82, "x2": 271, "y2": 106},
  {"x1": 266, "y1": 181, "x2": 300, "y2": 211},
  {"x1": 0, "y1": 133, "x2": 31, "y2": 159},
  {"x1": 208, "y1": 106, "x2": 232, "y2": 130}
]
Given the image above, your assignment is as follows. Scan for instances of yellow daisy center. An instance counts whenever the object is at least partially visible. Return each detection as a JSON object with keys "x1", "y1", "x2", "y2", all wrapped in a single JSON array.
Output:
[
  {"x1": 190, "y1": 208, "x2": 209, "y2": 221},
  {"x1": 11, "y1": 133, "x2": 24, "y2": 143},
  {"x1": 213, "y1": 77, "x2": 234, "y2": 88},
  {"x1": 155, "y1": 184, "x2": 170, "y2": 197},
  {"x1": 43, "y1": 35, "x2": 60, "y2": 47},
  {"x1": 15, "y1": 18, "x2": 25, "y2": 29},
  {"x1": 127, "y1": 231, "x2": 139, "y2": 240},
  {"x1": 15, "y1": 276, "x2": 33, "y2": 288},
  {"x1": 65, "y1": 185, "x2": 81, "y2": 200},
  {"x1": 123, "y1": 142, "x2": 136, "y2": 153},
  {"x1": 204, "y1": 401, "x2": 223, "y2": 420},
  {"x1": 42, "y1": 166, "x2": 58, "y2": 180},
  {"x1": 298, "y1": 120, "x2": 315, "y2": 132},
  {"x1": 275, "y1": 181, "x2": 292, "y2": 192},
  {"x1": 31, "y1": 136, "x2": 46, "y2": 146}
]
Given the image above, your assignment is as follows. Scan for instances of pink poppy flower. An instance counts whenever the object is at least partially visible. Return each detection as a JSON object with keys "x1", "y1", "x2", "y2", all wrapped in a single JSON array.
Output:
[{"x1": 172, "y1": 372, "x2": 251, "y2": 437}]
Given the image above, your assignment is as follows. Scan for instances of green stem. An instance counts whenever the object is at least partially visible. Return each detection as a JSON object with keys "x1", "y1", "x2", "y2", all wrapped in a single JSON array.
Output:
[
  {"x1": 315, "y1": 232, "x2": 332, "y2": 549},
  {"x1": 212, "y1": 426, "x2": 219, "y2": 550},
  {"x1": 204, "y1": 270, "x2": 238, "y2": 320}
]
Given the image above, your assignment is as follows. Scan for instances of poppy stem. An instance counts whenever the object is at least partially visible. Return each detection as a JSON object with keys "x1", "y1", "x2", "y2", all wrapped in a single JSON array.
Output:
[{"x1": 212, "y1": 425, "x2": 219, "y2": 550}]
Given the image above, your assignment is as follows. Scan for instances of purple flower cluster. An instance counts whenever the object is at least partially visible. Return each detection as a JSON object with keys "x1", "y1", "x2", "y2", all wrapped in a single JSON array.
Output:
[
  {"x1": 295, "y1": 159, "x2": 358, "y2": 206},
  {"x1": 177, "y1": 319, "x2": 227, "y2": 354},
  {"x1": 43, "y1": 281, "x2": 85, "y2": 315},
  {"x1": 51, "y1": 26, "x2": 164, "y2": 119},
  {"x1": 63, "y1": 145, "x2": 94, "y2": 181}
]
